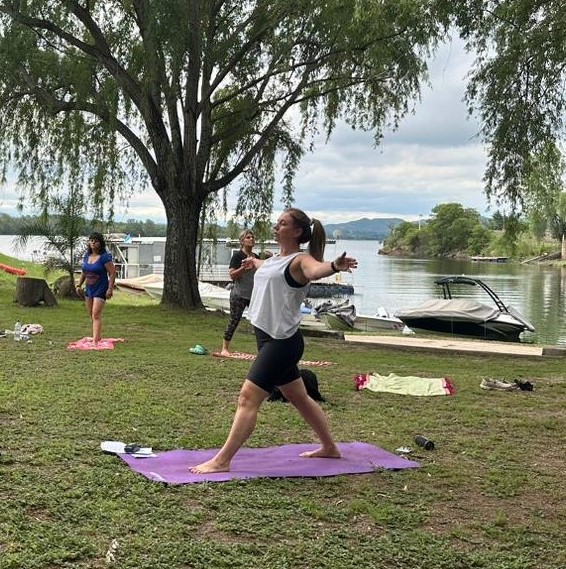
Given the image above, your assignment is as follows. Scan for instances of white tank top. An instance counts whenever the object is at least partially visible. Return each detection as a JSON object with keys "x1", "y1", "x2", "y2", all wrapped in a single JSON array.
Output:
[{"x1": 248, "y1": 252, "x2": 308, "y2": 339}]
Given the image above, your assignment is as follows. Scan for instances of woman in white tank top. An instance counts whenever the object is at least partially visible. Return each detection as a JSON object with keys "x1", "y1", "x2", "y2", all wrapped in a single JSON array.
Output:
[{"x1": 190, "y1": 208, "x2": 357, "y2": 474}]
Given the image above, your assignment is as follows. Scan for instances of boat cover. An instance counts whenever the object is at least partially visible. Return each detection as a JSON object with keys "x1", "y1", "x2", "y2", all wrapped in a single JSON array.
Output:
[
  {"x1": 396, "y1": 299, "x2": 501, "y2": 323},
  {"x1": 314, "y1": 299, "x2": 356, "y2": 328},
  {"x1": 116, "y1": 274, "x2": 163, "y2": 290}
]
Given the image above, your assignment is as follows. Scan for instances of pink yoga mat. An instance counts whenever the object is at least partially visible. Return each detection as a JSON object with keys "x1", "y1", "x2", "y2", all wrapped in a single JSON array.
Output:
[
  {"x1": 67, "y1": 337, "x2": 125, "y2": 350},
  {"x1": 117, "y1": 442, "x2": 420, "y2": 484}
]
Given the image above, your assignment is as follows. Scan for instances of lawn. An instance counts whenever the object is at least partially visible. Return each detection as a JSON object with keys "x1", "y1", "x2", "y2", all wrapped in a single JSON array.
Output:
[{"x1": 1, "y1": 254, "x2": 565, "y2": 568}]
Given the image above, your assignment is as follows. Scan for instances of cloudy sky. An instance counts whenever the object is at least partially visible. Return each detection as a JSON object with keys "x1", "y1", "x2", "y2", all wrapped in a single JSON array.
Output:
[{"x1": 0, "y1": 37, "x2": 492, "y2": 225}]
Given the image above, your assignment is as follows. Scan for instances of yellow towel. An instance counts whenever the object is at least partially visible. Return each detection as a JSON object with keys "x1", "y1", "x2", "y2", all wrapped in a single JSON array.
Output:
[{"x1": 354, "y1": 373, "x2": 455, "y2": 396}]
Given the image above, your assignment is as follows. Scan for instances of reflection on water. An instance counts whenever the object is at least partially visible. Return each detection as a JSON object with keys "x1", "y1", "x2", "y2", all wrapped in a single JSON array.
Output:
[{"x1": 2, "y1": 235, "x2": 566, "y2": 345}]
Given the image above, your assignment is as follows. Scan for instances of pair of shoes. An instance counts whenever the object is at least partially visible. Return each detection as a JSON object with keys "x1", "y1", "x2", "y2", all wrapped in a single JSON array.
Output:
[
  {"x1": 189, "y1": 344, "x2": 208, "y2": 355},
  {"x1": 480, "y1": 378, "x2": 519, "y2": 391}
]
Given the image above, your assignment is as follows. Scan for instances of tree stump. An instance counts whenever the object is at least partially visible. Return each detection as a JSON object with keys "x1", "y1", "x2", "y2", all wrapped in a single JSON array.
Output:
[
  {"x1": 52, "y1": 275, "x2": 82, "y2": 299},
  {"x1": 15, "y1": 277, "x2": 58, "y2": 307}
]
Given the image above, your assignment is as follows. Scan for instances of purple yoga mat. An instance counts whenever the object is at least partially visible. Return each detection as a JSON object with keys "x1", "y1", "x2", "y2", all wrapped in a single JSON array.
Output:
[{"x1": 118, "y1": 442, "x2": 420, "y2": 484}]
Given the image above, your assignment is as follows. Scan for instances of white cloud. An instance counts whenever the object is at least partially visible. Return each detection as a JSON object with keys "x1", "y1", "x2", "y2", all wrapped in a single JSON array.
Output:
[{"x1": 284, "y1": 37, "x2": 490, "y2": 223}]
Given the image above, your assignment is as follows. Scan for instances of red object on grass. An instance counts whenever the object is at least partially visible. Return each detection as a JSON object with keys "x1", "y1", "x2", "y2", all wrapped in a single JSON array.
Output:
[{"x1": 0, "y1": 262, "x2": 27, "y2": 276}]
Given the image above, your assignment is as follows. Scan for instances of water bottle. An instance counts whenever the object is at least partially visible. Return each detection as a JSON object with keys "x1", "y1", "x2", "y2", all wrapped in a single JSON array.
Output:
[
  {"x1": 414, "y1": 434, "x2": 435, "y2": 450},
  {"x1": 14, "y1": 320, "x2": 22, "y2": 342}
]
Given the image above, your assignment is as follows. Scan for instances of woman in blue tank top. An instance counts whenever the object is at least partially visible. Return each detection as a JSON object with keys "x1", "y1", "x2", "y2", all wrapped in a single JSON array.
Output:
[
  {"x1": 190, "y1": 208, "x2": 358, "y2": 474},
  {"x1": 75, "y1": 232, "x2": 117, "y2": 345}
]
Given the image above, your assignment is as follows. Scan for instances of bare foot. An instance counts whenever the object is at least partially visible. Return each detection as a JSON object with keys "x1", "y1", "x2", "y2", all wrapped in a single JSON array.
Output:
[
  {"x1": 189, "y1": 458, "x2": 231, "y2": 474},
  {"x1": 300, "y1": 447, "x2": 341, "y2": 459},
  {"x1": 220, "y1": 349, "x2": 231, "y2": 357}
]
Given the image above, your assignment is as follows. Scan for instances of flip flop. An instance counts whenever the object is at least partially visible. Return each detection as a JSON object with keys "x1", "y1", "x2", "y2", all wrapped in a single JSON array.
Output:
[{"x1": 189, "y1": 345, "x2": 207, "y2": 355}]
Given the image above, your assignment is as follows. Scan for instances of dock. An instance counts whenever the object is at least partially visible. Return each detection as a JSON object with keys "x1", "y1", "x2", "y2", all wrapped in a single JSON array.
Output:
[
  {"x1": 343, "y1": 334, "x2": 566, "y2": 358},
  {"x1": 470, "y1": 256, "x2": 509, "y2": 263}
]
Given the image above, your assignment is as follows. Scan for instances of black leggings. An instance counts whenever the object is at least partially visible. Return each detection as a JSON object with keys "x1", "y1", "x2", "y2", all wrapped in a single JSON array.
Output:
[
  {"x1": 223, "y1": 294, "x2": 251, "y2": 341},
  {"x1": 247, "y1": 327, "x2": 304, "y2": 393}
]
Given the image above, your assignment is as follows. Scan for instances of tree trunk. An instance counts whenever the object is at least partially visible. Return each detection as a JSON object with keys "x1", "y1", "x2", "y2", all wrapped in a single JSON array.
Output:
[
  {"x1": 15, "y1": 277, "x2": 58, "y2": 307},
  {"x1": 161, "y1": 192, "x2": 204, "y2": 310},
  {"x1": 562, "y1": 234, "x2": 566, "y2": 261}
]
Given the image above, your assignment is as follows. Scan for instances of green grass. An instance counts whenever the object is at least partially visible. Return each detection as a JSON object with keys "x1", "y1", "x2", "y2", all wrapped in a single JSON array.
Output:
[{"x1": 1, "y1": 253, "x2": 566, "y2": 568}]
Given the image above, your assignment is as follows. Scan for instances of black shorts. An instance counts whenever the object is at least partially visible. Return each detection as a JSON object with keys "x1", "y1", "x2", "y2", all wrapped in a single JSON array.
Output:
[{"x1": 247, "y1": 327, "x2": 304, "y2": 393}]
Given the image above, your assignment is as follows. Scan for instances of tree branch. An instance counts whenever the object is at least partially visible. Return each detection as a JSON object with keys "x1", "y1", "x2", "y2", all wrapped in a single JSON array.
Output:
[
  {"x1": 207, "y1": 63, "x2": 315, "y2": 193},
  {"x1": 15, "y1": 66, "x2": 159, "y2": 187}
]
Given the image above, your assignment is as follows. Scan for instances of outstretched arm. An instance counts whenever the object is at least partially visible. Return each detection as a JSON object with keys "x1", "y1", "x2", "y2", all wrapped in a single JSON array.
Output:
[{"x1": 294, "y1": 251, "x2": 358, "y2": 283}]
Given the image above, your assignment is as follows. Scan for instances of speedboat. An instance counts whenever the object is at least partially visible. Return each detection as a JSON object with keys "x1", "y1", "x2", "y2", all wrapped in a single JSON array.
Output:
[
  {"x1": 358, "y1": 306, "x2": 405, "y2": 332},
  {"x1": 395, "y1": 276, "x2": 535, "y2": 342},
  {"x1": 314, "y1": 299, "x2": 356, "y2": 330},
  {"x1": 315, "y1": 300, "x2": 405, "y2": 332}
]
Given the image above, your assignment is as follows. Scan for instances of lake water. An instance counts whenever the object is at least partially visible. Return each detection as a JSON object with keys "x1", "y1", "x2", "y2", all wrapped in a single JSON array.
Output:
[
  {"x1": 2, "y1": 235, "x2": 566, "y2": 345},
  {"x1": 326, "y1": 239, "x2": 566, "y2": 346}
]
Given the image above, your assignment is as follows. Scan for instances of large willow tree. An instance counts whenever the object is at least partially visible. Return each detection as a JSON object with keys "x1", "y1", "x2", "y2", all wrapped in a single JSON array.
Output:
[
  {"x1": 0, "y1": 1, "x2": 448, "y2": 309},
  {"x1": 452, "y1": 1, "x2": 566, "y2": 209}
]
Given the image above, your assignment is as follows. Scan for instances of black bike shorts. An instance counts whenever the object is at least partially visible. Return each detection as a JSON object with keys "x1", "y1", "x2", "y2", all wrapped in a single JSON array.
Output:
[{"x1": 247, "y1": 327, "x2": 304, "y2": 392}]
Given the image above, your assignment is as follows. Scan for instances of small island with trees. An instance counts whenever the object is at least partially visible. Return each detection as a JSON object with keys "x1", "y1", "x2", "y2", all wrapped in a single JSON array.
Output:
[{"x1": 379, "y1": 203, "x2": 566, "y2": 264}]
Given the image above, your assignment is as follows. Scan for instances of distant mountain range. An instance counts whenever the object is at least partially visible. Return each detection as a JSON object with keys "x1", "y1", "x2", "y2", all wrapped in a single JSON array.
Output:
[{"x1": 324, "y1": 217, "x2": 405, "y2": 241}]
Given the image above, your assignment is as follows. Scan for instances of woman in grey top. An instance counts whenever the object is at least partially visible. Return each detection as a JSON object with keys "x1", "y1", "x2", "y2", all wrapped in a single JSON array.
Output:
[
  {"x1": 220, "y1": 230, "x2": 259, "y2": 356},
  {"x1": 191, "y1": 208, "x2": 357, "y2": 474}
]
